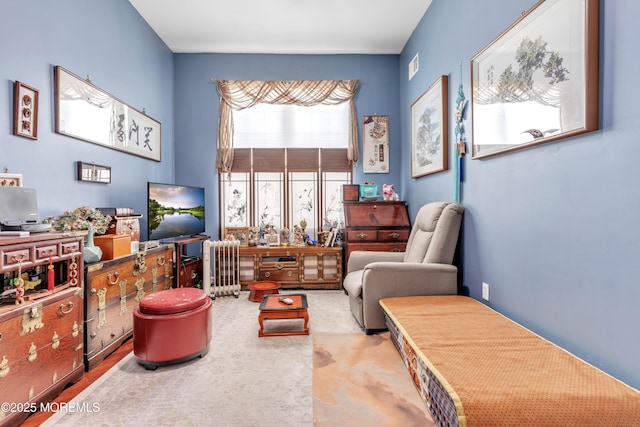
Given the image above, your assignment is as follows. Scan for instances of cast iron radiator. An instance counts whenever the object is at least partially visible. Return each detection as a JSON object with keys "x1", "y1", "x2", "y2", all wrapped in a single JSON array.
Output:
[{"x1": 202, "y1": 240, "x2": 241, "y2": 298}]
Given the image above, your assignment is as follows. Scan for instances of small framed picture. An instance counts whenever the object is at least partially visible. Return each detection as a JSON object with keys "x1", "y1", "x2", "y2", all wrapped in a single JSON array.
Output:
[
  {"x1": 77, "y1": 161, "x2": 111, "y2": 183},
  {"x1": 0, "y1": 173, "x2": 23, "y2": 187},
  {"x1": 264, "y1": 233, "x2": 280, "y2": 247},
  {"x1": 13, "y1": 81, "x2": 39, "y2": 139},
  {"x1": 224, "y1": 227, "x2": 249, "y2": 246}
]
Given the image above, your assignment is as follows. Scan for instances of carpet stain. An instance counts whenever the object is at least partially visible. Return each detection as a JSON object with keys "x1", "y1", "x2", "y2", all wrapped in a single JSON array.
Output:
[{"x1": 313, "y1": 347, "x2": 336, "y2": 368}]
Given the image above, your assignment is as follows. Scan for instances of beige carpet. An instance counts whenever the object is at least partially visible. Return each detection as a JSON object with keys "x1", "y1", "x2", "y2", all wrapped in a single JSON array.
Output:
[
  {"x1": 41, "y1": 290, "x2": 431, "y2": 426},
  {"x1": 313, "y1": 331, "x2": 435, "y2": 427}
]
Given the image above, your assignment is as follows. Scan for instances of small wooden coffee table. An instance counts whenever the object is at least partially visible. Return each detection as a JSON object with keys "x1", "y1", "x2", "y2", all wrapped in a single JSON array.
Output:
[
  {"x1": 247, "y1": 281, "x2": 281, "y2": 302},
  {"x1": 258, "y1": 293, "x2": 309, "y2": 337}
]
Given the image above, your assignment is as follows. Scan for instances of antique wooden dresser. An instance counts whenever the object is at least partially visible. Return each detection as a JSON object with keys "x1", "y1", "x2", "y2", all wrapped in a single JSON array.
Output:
[
  {"x1": 343, "y1": 201, "x2": 411, "y2": 260},
  {"x1": 0, "y1": 232, "x2": 84, "y2": 426},
  {"x1": 237, "y1": 246, "x2": 343, "y2": 290},
  {"x1": 84, "y1": 244, "x2": 174, "y2": 370}
]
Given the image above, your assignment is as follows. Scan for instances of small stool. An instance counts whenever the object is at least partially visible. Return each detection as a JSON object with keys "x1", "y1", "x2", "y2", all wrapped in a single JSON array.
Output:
[
  {"x1": 133, "y1": 287, "x2": 212, "y2": 370},
  {"x1": 247, "y1": 281, "x2": 281, "y2": 302}
]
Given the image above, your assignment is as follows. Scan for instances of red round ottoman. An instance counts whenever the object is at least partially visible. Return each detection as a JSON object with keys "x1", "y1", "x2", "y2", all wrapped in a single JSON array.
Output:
[{"x1": 133, "y1": 287, "x2": 212, "y2": 370}]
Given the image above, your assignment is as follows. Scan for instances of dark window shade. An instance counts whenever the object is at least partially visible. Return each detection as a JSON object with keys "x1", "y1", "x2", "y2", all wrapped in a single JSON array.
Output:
[
  {"x1": 287, "y1": 148, "x2": 320, "y2": 171},
  {"x1": 321, "y1": 148, "x2": 351, "y2": 172},
  {"x1": 230, "y1": 148, "x2": 350, "y2": 172},
  {"x1": 230, "y1": 148, "x2": 251, "y2": 172},
  {"x1": 252, "y1": 148, "x2": 285, "y2": 171}
]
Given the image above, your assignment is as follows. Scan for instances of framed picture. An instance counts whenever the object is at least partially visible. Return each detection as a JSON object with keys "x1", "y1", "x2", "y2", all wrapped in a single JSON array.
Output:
[
  {"x1": 54, "y1": 66, "x2": 161, "y2": 162},
  {"x1": 410, "y1": 75, "x2": 449, "y2": 178},
  {"x1": 363, "y1": 115, "x2": 389, "y2": 173},
  {"x1": 13, "y1": 81, "x2": 39, "y2": 139},
  {"x1": 76, "y1": 161, "x2": 111, "y2": 184},
  {"x1": 224, "y1": 227, "x2": 249, "y2": 246},
  {"x1": 264, "y1": 233, "x2": 280, "y2": 247},
  {"x1": 471, "y1": 0, "x2": 599, "y2": 159},
  {"x1": 0, "y1": 173, "x2": 23, "y2": 187}
]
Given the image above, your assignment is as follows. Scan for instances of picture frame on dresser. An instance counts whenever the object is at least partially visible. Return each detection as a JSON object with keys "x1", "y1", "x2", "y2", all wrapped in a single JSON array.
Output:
[
  {"x1": 224, "y1": 226, "x2": 249, "y2": 246},
  {"x1": 13, "y1": 81, "x2": 39, "y2": 139},
  {"x1": 410, "y1": 75, "x2": 448, "y2": 178}
]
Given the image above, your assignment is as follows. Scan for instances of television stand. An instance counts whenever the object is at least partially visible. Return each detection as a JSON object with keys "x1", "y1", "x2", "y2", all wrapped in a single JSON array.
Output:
[{"x1": 172, "y1": 234, "x2": 209, "y2": 288}]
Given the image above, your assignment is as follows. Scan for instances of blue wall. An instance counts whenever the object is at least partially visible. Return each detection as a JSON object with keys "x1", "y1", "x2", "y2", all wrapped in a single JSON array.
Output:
[
  {"x1": 173, "y1": 53, "x2": 402, "y2": 238},
  {"x1": 2, "y1": 0, "x2": 639, "y2": 390},
  {"x1": 0, "y1": 0, "x2": 174, "y2": 223},
  {"x1": 401, "y1": 0, "x2": 640, "y2": 389}
]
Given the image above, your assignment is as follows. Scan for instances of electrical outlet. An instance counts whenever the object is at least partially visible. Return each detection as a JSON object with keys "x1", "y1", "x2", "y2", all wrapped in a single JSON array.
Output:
[{"x1": 482, "y1": 282, "x2": 490, "y2": 301}]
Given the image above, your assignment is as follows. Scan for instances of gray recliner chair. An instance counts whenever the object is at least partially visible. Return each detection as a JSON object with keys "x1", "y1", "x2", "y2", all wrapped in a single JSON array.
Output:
[{"x1": 342, "y1": 201, "x2": 464, "y2": 334}]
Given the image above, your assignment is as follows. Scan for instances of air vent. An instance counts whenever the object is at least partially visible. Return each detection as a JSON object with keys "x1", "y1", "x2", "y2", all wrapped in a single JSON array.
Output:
[{"x1": 408, "y1": 53, "x2": 419, "y2": 81}]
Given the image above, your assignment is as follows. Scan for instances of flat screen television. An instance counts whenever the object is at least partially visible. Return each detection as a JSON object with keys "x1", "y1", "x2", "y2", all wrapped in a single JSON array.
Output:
[{"x1": 147, "y1": 182, "x2": 205, "y2": 241}]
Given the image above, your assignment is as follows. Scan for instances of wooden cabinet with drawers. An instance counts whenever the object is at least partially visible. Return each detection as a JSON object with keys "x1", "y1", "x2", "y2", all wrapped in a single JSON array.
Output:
[
  {"x1": 0, "y1": 233, "x2": 84, "y2": 427},
  {"x1": 238, "y1": 246, "x2": 342, "y2": 290},
  {"x1": 84, "y1": 244, "x2": 174, "y2": 370},
  {"x1": 343, "y1": 201, "x2": 411, "y2": 259}
]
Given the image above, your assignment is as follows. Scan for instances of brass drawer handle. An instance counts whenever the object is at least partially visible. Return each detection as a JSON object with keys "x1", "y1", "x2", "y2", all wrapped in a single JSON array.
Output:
[
  {"x1": 107, "y1": 271, "x2": 120, "y2": 285},
  {"x1": 264, "y1": 272, "x2": 271, "y2": 278},
  {"x1": 157, "y1": 256, "x2": 166, "y2": 266},
  {"x1": 357, "y1": 232, "x2": 369, "y2": 240},
  {"x1": 10, "y1": 253, "x2": 27, "y2": 263},
  {"x1": 287, "y1": 271, "x2": 292, "y2": 277},
  {"x1": 59, "y1": 301, "x2": 75, "y2": 315},
  {"x1": 276, "y1": 263, "x2": 283, "y2": 270},
  {"x1": 388, "y1": 232, "x2": 400, "y2": 239}
]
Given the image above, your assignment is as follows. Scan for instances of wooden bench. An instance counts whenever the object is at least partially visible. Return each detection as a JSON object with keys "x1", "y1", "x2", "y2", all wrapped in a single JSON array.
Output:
[{"x1": 379, "y1": 295, "x2": 640, "y2": 427}]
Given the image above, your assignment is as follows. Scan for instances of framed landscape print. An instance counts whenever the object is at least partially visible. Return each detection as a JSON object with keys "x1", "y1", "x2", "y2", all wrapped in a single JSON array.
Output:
[
  {"x1": 363, "y1": 115, "x2": 389, "y2": 173},
  {"x1": 410, "y1": 75, "x2": 448, "y2": 178},
  {"x1": 471, "y1": 0, "x2": 599, "y2": 158}
]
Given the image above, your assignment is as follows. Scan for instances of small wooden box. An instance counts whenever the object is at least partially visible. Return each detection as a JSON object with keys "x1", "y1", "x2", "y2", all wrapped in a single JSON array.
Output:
[
  {"x1": 107, "y1": 216, "x2": 141, "y2": 241},
  {"x1": 342, "y1": 184, "x2": 360, "y2": 201},
  {"x1": 94, "y1": 234, "x2": 132, "y2": 260}
]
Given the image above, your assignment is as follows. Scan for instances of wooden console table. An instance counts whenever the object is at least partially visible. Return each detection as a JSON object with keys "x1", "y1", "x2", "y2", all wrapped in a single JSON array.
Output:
[{"x1": 238, "y1": 245, "x2": 342, "y2": 290}]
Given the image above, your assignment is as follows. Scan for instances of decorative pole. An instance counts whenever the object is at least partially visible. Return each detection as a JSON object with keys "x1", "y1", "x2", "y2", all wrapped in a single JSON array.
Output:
[{"x1": 454, "y1": 63, "x2": 468, "y2": 204}]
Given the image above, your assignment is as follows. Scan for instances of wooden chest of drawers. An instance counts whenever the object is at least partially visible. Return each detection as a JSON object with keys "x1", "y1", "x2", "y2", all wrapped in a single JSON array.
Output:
[
  {"x1": 343, "y1": 201, "x2": 411, "y2": 259},
  {"x1": 0, "y1": 288, "x2": 84, "y2": 425},
  {"x1": 84, "y1": 244, "x2": 174, "y2": 370},
  {"x1": 0, "y1": 232, "x2": 84, "y2": 427}
]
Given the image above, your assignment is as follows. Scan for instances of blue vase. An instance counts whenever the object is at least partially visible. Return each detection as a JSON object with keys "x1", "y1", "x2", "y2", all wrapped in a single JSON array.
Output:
[{"x1": 84, "y1": 226, "x2": 103, "y2": 264}]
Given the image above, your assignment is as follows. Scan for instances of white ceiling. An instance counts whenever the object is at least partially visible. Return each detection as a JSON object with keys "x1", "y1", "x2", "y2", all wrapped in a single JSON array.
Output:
[{"x1": 128, "y1": 0, "x2": 432, "y2": 54}]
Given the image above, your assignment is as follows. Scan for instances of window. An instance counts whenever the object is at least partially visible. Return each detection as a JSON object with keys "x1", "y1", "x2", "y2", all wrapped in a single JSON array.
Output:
[
  {"x1": 216, "y1": 81, "x2": 357, "y2": 242},
  {"x1": 233, "y1": 102, "x2": 350, "y2": 148},
  {"x1": 220, "y1": 147, "x2": 351, "y2": 241}
]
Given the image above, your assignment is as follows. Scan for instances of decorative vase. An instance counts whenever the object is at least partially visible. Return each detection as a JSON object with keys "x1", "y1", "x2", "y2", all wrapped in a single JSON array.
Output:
[{"x1": 84, "y1": 226, "x2": 103, "y2": 264}]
